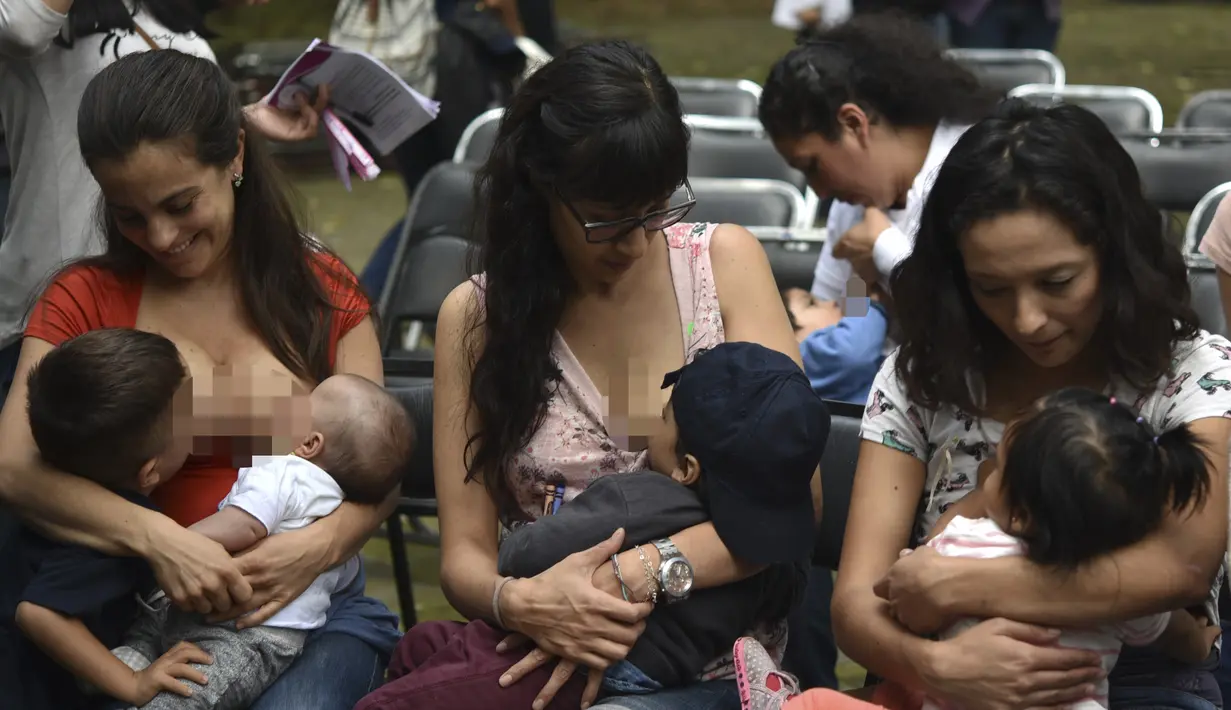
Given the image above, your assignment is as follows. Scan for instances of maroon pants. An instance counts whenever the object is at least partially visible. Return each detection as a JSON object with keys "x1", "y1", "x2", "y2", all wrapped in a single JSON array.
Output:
[{"x1": 354, "y1": 620, "x2": 588, "y2": 710}]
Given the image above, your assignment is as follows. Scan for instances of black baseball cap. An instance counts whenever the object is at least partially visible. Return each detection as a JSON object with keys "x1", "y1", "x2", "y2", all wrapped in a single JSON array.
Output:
[{"x1": 662, "y1": 342, "x2": 830, "y2": 566}]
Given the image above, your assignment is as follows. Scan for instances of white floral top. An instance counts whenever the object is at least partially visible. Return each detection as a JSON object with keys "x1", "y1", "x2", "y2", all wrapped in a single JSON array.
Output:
[
  {"x1": 861, "y1": 331, "x2": 1231, "y2": 648},
  {"x1": 486, "y1": 222, "x2": 787, "y2": 679}
]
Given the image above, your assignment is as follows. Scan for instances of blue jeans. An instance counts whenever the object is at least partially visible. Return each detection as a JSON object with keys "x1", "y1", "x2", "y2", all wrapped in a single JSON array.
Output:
[
  {"x1": 594, "y1": 680, "x2": 738, "y2": 709},
  {"x1": 604, "y1": 660, "x2": 663, "y2": 695},
  {"x1": 250, "y1": 632, "x2": 387, "y2": 710},
  {"x1": 948, "y1": 0, "x2": 1060, "y2": 51}
]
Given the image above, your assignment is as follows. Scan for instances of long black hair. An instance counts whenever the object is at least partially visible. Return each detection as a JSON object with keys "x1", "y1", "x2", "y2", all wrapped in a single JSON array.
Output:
[
  {"x1": 56, "y1": 0, "x2": 217, "y2": 52},
  {"x1": 892, "y1": 101, "x2": 1198, "y2": 414},
  {"x1": 464, "y1": 40, "x2": 690, "y2": 518},
  {"x1": 70, "y1": 49, "x2": 362, "y2": 385},
  {"x1": 1001, "y1": 387, "x2": 1211, "y2": 568},
  {"x1": 759, "y1": 13, "x2": 997, "y2": 141}
]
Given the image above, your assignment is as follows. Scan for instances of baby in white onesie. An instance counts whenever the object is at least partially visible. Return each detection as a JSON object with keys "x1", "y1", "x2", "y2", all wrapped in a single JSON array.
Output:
[
  {"x1": 114, "y1": 373, "x2": 415, "y2": 710},
  {"x1": 921, "y1": 387, "x2": 1221, "y2": 710}
]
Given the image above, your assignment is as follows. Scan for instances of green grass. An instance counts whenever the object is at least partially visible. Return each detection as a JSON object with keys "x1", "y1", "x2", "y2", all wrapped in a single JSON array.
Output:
[{"x1": 237, "y1": 0, "x2": 1231, "y2": 691}]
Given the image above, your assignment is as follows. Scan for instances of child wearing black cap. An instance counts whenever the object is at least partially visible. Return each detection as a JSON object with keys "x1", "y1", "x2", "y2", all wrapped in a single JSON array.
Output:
[{"x1": 357, "y1": 341, "x2": 831, "y2": 710}]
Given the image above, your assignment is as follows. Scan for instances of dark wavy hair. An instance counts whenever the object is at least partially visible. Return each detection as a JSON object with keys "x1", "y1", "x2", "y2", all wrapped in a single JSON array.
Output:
[
  {"x1": 68, "y1": 49, "x2": 364, "y2": 385},
  {"x1": 892, "y1": 101, "x2": 1198, "y2": 414},
  {"x1": 1002, "y1": 387, "x2": 1210, "y2": 568},
  {"x1": 464, "y1": 40, "x2": 689, "y2": 519},
  {"x1": 56, "y1": 0, "x2": 217, "y2": 52},
  {"x1": 759, "y1": 13, "x2": 998, "y2": 141}
]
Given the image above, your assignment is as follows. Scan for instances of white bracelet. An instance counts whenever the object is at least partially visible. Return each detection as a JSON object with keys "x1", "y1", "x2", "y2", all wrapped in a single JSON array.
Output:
[{"x1": 492, "y1": 576, "x2": 514, "y2": 629}]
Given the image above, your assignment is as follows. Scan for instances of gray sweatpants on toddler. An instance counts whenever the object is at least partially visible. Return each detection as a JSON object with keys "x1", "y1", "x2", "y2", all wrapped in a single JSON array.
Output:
[{"x1": 112, "y1": 592, "x2": 306, "y2": 710}]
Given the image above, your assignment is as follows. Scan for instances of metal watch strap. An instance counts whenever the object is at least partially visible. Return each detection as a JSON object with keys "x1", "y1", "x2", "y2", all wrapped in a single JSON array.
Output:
[{"x1": 653, "y1": 538, "x2": 690, "y2": 603}]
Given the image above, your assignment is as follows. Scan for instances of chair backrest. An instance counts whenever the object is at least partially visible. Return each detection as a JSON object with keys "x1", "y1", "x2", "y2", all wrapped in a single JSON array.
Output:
[
  {"x1": 815, "y1": 399, "x2": 865, "y2": 570},
  {"x1": 1184, "y1": 182, "x2": 1231, "y2": 254},
  {"x1": 1178, "y1": 91, "x2": 1231, "y2": 130},
  {"x1": 452, "y1": 108, "x2": 504, "y2": 164},
  {"x1": 404, "y1": 161, "x2": 480, "y2": 237},
  {"x1": 1122, "y1": 141, "x2": 1231, "y2": 213},
  {"x1": 1010, "y1": 84, "x2": 1164, "y2": 135},
  {"x1": 385, "y1": 380, "x2": 436, "y2": 499},
  {"x1": 686, "y1": 120, "x2": 807, "y2": 192},
  {"x1": 947, "y1": 48, "x2": 1065, "y2": 95},
  {"x1": 1189, "y1": 257, "x2": 1228, "y2": 338},
  {"x1": 682, "y1": 178, "x2": 809, "y2": 229},
  {"x1": 761, "y1": 237, "x2": 824, "y2": 291},
  {"x1": 381, "y1": 234, "x2": 478, "y2": 353},
  {"x1": 672, "y1": 77, "x2": 762, "y2": 119}
]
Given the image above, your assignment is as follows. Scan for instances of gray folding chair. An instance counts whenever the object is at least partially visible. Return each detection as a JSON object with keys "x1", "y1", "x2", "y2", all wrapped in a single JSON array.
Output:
[
  {"x1": 685, "y1": 116, "x2": 822, "y2": 226},
  {"x1": 671, "y1": 77, "x2": 763, "y2": 119},
  {"x1": 946, "y1": 48, "x2": 1065, "y2": 96},
  {"x1": 757, "y1": 233, "x2": 826, "y2": 292},
  {"x1": 1178, "y1": 91, "x2": 1231, "y2": 130},
  {"x1": 451, "y1": 108, "x2": 504, "y2": 164},
  {"x1": 1009, "y1": 84, "x2": 1164, "y2": 135},
  {"x1": 1188, "y1": 255, "x2": 1228, "y2": 338},
  {"x1": 1184, "y1": 182, "x2": 1231, "y2": 255},
  {"x1": 682, "y1": 178, "x2": 810, "y2": 230}
]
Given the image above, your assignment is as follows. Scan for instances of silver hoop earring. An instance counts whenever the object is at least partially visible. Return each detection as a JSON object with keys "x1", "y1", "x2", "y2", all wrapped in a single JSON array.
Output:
[{"x1": 232, "y1": 173, "x2": 244, "y2": 188}]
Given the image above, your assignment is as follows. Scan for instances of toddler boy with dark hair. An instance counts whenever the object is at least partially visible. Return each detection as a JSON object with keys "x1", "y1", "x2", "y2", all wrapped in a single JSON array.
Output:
[
  {"x1": 1, "y1": 329, "x2": 192, "y2": 710},
  {"x1": 2, "y1": 329, "x2": 414, "y2": 710}
]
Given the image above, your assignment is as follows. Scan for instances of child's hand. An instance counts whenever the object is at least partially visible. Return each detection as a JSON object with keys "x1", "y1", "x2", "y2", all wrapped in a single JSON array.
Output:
[{"x1": 127, "y1": 641, "x2": 212, "y2": 706}]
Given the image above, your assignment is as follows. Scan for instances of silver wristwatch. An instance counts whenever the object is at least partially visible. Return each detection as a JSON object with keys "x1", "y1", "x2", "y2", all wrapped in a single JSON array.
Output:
[{"x1": 652, "y1": 538, "x2": 694, "y2": 604}]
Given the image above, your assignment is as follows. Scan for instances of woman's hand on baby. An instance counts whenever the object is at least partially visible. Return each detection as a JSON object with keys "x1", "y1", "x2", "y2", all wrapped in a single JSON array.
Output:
[
  {"x1": 922, "y1": 619, "x2": 1104, "y2": 709},
  {"x1": 875, "y1": 545, "x2": 956, "y2": 635},
  {"x1": 497, "y1": 529, "x2": 651, "y2": 707},
  {"x1": 147, "y1": 523, "x2": 251, "y2": 615},
  {"x1": 211, "y1": 525, "x2": 327, "y2": 628}
]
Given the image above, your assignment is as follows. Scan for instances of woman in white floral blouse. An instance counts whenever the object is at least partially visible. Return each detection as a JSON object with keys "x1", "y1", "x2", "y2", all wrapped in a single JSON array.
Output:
[{"x1": 836, "y1": 100, "x2": 1231, "y2": 710}]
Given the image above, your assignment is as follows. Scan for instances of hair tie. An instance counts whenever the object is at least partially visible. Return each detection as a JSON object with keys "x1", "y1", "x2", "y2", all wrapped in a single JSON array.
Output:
[
  {"x1": 1109, "y1": 396, "x2": 1117, "y2": 405},
  {"x1": 1154, "y1": 436, "x2": 1160, "y2": 444},
  {"x1": 1136, "y1": 416, "x2": 1145, "y2": 424}
]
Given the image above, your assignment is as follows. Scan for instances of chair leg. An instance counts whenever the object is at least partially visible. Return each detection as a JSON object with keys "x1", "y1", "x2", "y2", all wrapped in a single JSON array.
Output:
[{"x1": 385, "y1": 513, "x2": 417, "y2": 628}]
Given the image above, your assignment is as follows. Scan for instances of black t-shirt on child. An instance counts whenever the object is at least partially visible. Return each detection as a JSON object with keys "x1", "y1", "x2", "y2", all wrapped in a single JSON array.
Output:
[{"x1": 0, "y1": 490, "x2": 159, "y2": 710}]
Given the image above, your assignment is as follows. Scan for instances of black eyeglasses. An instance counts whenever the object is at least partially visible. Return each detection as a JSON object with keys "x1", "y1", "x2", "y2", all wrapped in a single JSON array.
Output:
[{"x1": 557, "y1": 180, "x2": 696, "y2": 244}]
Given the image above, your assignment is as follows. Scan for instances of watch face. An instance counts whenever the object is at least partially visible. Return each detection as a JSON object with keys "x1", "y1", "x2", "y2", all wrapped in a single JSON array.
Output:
[{"x1": 662, "y1": 558, "x2": 694, "y2": 597}]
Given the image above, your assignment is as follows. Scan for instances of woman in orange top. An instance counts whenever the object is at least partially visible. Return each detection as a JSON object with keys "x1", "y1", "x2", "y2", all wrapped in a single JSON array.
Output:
[{"x1": 0, "y1": 50, "x2": 402, "y2": 709}]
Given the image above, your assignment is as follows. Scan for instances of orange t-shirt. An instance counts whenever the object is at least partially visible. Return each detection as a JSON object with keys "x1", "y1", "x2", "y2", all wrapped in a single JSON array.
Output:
[{"x1": 24, "y1": 252, "x2": 370, "y2": 526}]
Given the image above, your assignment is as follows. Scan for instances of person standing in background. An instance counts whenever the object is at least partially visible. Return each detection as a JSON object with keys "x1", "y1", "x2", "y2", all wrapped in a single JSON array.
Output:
[
  {"x1": 946, "y1": 0, "x2": 1062, "y2": 51},
  {"x1": 851, "y1": 1, "x2": 947, "y2": 44},
  {"x1": 0, "y1": 0, "x2": 325, "y2": 403}
]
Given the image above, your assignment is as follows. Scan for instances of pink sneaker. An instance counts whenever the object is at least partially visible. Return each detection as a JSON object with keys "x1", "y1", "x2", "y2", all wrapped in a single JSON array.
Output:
[{"x1": 733, "y1": 636, "x2": 800, "y2": 710}]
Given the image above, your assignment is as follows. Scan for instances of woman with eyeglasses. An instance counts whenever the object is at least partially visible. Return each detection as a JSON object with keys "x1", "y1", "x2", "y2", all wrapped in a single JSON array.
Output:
[{"x1": 423, "y1": 40, "x2": 811, "y2": 710}]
